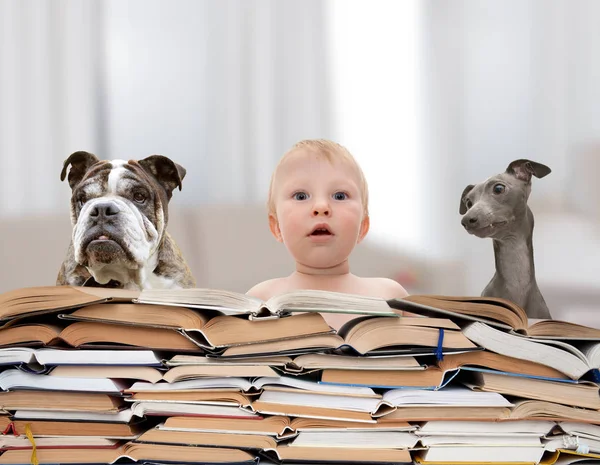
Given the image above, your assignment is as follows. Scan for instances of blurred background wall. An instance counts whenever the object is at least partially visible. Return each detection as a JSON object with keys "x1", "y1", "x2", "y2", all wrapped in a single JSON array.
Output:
[{"x1": 0, "y1": 0, "x2": 598, "y2": 325}]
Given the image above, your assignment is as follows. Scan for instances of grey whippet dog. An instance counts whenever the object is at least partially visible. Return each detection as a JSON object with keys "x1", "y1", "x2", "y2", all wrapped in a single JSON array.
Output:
[{"x1": 459, "y1": 159, "x2": 552, "y2": 320}]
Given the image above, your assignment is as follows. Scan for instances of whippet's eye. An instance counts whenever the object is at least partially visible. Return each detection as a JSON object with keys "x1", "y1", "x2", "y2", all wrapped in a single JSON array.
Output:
[
  {"x1": 465, "y1": 199, "x2": 473, "y2": 209},
  {"x1": 493, "y1": 184, "x2": 506, "y2": 194}
]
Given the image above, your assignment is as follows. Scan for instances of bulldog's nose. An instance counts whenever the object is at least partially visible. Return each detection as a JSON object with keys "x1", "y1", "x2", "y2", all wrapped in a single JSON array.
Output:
[{"x1": 90, "y1": 202, "x2": 120, "y2": 219}]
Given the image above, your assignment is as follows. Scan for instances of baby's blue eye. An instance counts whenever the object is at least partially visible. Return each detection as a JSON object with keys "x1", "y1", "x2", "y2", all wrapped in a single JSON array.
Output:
[
  {"x1": 293, "y1": 192, "x2": 308, "y2": 201},
  {"x1": 333, "y1": 192, "x2": 348, "y2": 201}
]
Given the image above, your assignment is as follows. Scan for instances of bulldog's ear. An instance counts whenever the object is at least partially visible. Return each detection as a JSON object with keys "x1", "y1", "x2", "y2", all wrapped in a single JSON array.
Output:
[
  {"x1": 459, "y1": 184, "x2": 474, "y2": 215},
  {"x1": 61, "y1": 151, "x2": 100, "y2": 189},
  {"x1": 506, "y1": 159, "x2": 551, "y2": 183},
  {"x1": 138, "y1": 155, "x2": 186, "y2": 200}
]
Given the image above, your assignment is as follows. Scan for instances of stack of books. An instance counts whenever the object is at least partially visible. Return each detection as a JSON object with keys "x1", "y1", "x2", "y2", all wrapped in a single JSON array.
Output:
[{"x1": 0, "y1": 286, "x2": 598, "y2": 465}]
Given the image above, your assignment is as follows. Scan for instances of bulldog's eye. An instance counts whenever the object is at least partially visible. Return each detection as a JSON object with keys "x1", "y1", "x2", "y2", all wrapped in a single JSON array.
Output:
[
  {"x1": 493, "y1": 183, "x2": 506, "y2": 194},
  {"x1": 76, "y1": 196, "x2": 86, "y2": 209},
  {"x1": 133, "y1": 192, "x2": 147, "y2": 203}
]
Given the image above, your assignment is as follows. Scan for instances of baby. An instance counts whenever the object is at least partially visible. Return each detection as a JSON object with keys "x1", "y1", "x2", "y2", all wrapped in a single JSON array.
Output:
[{"x1": 247, "y1": 139, "x2": 408, "y2": 329}]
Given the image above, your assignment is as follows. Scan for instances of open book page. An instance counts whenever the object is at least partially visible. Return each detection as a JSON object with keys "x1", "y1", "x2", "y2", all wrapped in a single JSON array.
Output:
[{"x1": 137, "y1": 288, "x2": 398, "y2": 319}]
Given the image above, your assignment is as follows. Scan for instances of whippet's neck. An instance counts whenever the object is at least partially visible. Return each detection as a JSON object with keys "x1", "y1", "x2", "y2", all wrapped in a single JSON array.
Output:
[{"x1": 492, "y1": 209, "x2": 536, "y2": 288}]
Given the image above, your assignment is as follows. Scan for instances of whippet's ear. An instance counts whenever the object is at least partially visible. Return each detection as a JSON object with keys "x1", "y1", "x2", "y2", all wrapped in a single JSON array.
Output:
[
  {"x1": 459, "y1": 184, "x2": 475, "y2": 215},
  {"x1": 61, "y1": 151, "x2": 100, "y2": 190},
  {"x1": 506, "y1": 159, "x2": 551, "y2": 183},
  {"x1": 138, "y1": 155, "x2": 187, "y2": 200}
]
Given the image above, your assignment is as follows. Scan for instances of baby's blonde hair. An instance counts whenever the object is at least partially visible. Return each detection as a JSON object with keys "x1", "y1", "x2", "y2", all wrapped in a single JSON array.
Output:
[{"x1": 267, "y1": 139, "x2": 369, "y2": 217}]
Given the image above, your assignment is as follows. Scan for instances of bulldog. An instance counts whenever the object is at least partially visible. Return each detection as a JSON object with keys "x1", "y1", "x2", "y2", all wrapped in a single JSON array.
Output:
[{"x1": 56, "y1": 151, "x2": 196, "y2": 290}]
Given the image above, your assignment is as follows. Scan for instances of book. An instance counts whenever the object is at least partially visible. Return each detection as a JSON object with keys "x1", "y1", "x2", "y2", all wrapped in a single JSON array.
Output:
[
  {"x1": 0, "y1": 369, "x2": 129, "y2": 394},
  {"x1": 320, "y1": 366, "x2": 458, "y2": 389},
  {"x1": 0, "y1": 443, "x2": 257, "y2": 464},
  {"x1": 0, "y1": 286, "x2": 138, "y2": 324},
  {"x1": 437, "y1": 350, "x2": 569, "y2": 381},
  {"x1": 0, "y1": 435, "x2": 120, "y2": 450},
  {"x1": 269, "y1": 446, "x2": 411, "y2": 464},
  {"x1": 252, "y1": 386, "x2": 513, "y2": 421},
  {"x1": 0, "y1": 417, "x2": 142, "y2": 438},
  {"x1": 416, "y1": 420, "x2": 556, "y2": 436},
  {"x1": 0, "y1": 347, "x2": 162, "y2": 367},
  {"x1": 61, "y1": 305, "x2": 334, "y2": 350},
  {"x1": 0, "y1": 390, "x2": 124, "y2": 412},
  {"x1": 126, "y1": 376, "x2": 377, "y2": 398},
  {"x1": 222, "y1": 317, "x2": 477, "y2": 358},
  {"x1": 287, "y1": 430, "x2": 419, "y2": 449},
  {"x1": 166, "y1": 353, "x2": 424, "y2": 374},
  {"x1": 558, "y1": 422, "x2": 600, "y2": 441},
  {"x1": 504, "y1": 399, "x2": 600, "y2": 424},
  {"x1": 130, "y1": 402, "x2": 258, "y2": 419},
  {"x1": 545, "y1": 435, "x2": 600, "y2": 455},
  {"x1": 157, "y1": 415, "x2": 415, "y2": 437},
  {"x1": 137, "y1": 427, "x2": 278, "y2": 450},
  {"x1": 465, "y1": 371, "x2": 600, "y2": 410},
  {"x1": 158, "y1": 416, "x2": 290, "y2": 436},
  {"x1": 0, "y1": 321, "x2": 200, "y2": 351},
  {"x1": 337, "y1": 316, "x2": 478, "y2": 355},
  {"x1": 387, "y1": 294, "x2": 528, "y2": 331},
  {"x1": 125, "y1": 390, "x2": 252, "y2": 407},
  {"x1": 12, "y1": 408, "x2": 134, "y2": 423},
  {"x1": 57, "y1": 321, "x2": 200, "y2": 351},
  {"x1": 523, "y1": 319, "x2": 600, "y2": 340},
  {"x1": 136, "y1": 288, "x2": 399, "y2": 319},
  {"x1": 414, "y1": 446, "x2": 546, "y2": 465},
  {"x1": 462, "y1": 322, "x2": 595, "y2": 379},
  {"x1": 49, "y1": 364, "x2": 280, "y2": 383}
]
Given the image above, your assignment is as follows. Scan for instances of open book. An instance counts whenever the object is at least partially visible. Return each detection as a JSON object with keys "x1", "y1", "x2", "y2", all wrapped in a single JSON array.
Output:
[
  {"x1": 60, "y1": 304, "x2": 334, "y2": 350},
  {"x1": 0, "y1": 286, "x2": 138, "y2": 325},
  {"x1": 388, "y1": 294, "x2": 529, "y2": 331},
  {"x1": 462, "y1": 322, "x2": 599, "y2": 380},
  {"x1": 136, "y1": 288, "x2": 398, "y2": 319}
]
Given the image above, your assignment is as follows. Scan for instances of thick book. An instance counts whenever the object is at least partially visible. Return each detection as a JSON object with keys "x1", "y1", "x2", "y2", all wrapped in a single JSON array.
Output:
[
  {"x1": 49, "y1": 364, "x2": 280, "y2": 384},
  {"x1": 462, "y1": 321, "x2": 597, "y2": 380},
  {"x1": 413, "y1": 444, "x2": 545, "y2": 464},
  {"x1": 125, "y1": 390, "x2": 252, "y2": 407},
  {"x1": 0, "y1": 435, "x2": 120, "y2": 451},
  {"x1": 0, "y1": 347, "x2": 162, "y2": 367},
  {"x1": 0, "y1": 443, "x2": 257, "y2": 464},
  {"x1": 416, "y1": 420, "x2": 555, "y2": 437},
  {"x1": 136, "y1": 288, "x2": 399, "y2": 319},
  {"x1": 0, "y1": 417, "x2": 142, "y2": 439},
  {"x1": 60, "y1": 304, "x2": 334, "y2": 350},
  {"x1": 0, "y1": 369, "x2": 130, "y2": 394},
  {"x1": 221, "y1": 317, "x2": 478, "y2": 358},
  {"x1": 0, "y1": 390, "x2": 124, "y2": 412},
  {"x1": 0, "y1": 321, "x2": 200, "y2": 351},
  {"x1": 0, "y1": 286, "x2": 138, "y2": 324},
  {"x1": 464, "y1": 370, "x2": 600, "y2": 410},
  {"x1": 157, "y1": 415, "x2": 414, "y2": 438},
  {"x1": 387, "y1": 294, "x2": 528, "y2": 331},
  {"x1": 319, "y1": 366, "x2": 458, "y2": 389},
  {"x1": 130, "y1": 402, "x2": 258, "y2": 419}
]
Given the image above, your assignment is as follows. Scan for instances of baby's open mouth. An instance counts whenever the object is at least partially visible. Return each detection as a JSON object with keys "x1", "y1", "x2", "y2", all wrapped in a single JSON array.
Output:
[{"x1": 309, "y1": 225, "x2": 333, "y2": 236}]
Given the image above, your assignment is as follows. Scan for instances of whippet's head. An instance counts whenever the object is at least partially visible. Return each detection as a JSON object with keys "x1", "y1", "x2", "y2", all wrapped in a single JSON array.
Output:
[{"x1": 459, "y1": 159, "x2": 551, "y2": 239}]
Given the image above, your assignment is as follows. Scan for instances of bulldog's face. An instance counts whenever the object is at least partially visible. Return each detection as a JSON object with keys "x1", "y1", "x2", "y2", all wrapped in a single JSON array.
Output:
[{"x1": 62, "y1": 152, "x2": 186, "y2": 278}]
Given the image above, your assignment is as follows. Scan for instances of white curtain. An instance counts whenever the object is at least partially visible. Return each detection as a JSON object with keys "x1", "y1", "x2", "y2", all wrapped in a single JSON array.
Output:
[
  {"x1": 0, "y1": 0, "x2": 103, "y2": 218},
  {"x1": 0, "y1": 0, "x2": 333, "y2": 217},
  {"x1": 103, "y1": 0, "x2": 333, "y2": 206}
]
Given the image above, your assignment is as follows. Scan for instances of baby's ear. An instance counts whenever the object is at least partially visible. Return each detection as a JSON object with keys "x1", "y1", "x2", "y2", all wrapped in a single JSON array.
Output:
[
  {"x1": 357, "y1": 215, "x2": 370, "y2": 244},
  {"x1": 269, "y1": 214, "x2": 283, "y2": 243}
]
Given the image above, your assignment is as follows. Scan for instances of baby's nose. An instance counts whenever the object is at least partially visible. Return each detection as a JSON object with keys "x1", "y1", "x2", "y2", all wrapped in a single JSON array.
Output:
[{"x1": 312, "y1": 199, "x2": 331, "y2": 216}]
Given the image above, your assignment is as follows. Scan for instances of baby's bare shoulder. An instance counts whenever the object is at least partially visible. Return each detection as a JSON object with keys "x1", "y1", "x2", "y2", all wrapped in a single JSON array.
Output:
[
  {"x1": 361, "y1": 277, "x2": 408, "y2": 299},
  {"x1": 246, "y1": 277, "x2": 290, "y2": 301}
]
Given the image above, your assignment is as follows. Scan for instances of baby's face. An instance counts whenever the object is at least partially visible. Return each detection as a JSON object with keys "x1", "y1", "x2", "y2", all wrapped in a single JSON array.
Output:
[{"x1": 270, "y1": 149, "x2": 368, "y2": 269}]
